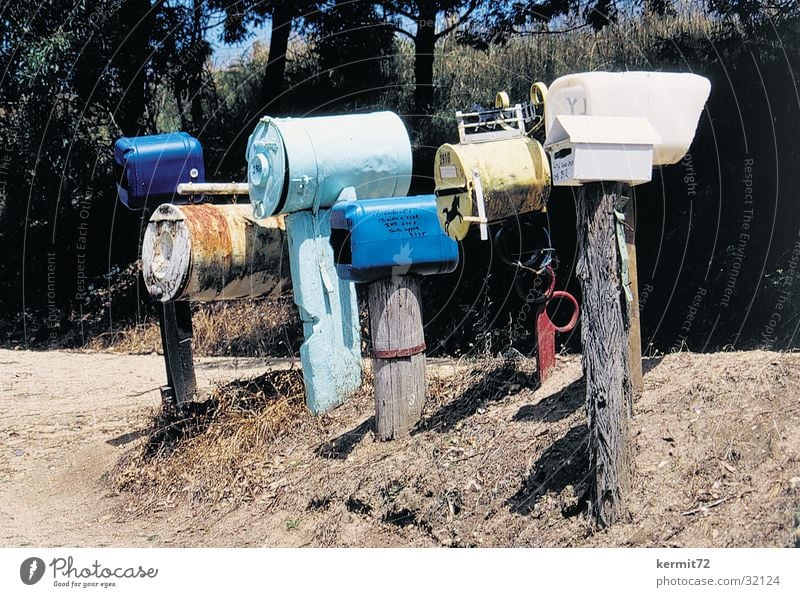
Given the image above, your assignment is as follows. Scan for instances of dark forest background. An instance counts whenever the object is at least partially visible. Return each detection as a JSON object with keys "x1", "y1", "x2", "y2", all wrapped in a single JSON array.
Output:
[{"x1": 1, "y1": 0, "x2": 799, "y2": 357}]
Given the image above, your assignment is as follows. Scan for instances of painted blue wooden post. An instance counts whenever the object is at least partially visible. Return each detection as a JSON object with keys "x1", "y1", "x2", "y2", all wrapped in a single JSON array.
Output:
[
  {"x1": 246, "y1": 112, "x2": 413, "y2": 413},
  {"x1": 285, "y1": 206, "x2": 362, "y2": 414}
]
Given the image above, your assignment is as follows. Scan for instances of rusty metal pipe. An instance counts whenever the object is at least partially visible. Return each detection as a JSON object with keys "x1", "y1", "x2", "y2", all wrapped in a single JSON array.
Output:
[{"x1": 141, "y1": 203, "x2": 289, "y2": 302}]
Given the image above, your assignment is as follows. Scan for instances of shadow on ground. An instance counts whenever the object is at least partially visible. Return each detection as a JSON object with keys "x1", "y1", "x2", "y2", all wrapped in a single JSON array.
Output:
[
  {"x1": 507, "y1": 423, "x2": 590, "y2": 516},
  {"x1": 415, "y1": 360, "x2": 538, "y2": 434},
  {"x1": 316, "y1": 418, "x2": 374, "y2": 460},
  {"x1": 513, "y1": 376, "x2": 585, "y2": 423}
]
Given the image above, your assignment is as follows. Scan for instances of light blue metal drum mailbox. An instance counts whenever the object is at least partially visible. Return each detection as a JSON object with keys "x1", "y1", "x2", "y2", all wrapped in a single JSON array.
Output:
[
  {"x1": 246, "y1": 112, "x2": 412, "y2": 218},
  {"x1": 330, "y1": 195, "x2": 459, "y2": 284},
  {"x1": 246, "y1": 111, "x2": 414, "y2": 414}
]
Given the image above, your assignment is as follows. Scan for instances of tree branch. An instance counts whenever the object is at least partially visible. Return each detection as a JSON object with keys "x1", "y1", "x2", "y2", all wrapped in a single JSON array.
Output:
[
  {"x1": 381, "y1": 2, "x2": 416, "y2": 21},
  {"x1": 385, "y1": 23, "x2": 416, "y2": 41},
  {"x1": 435, "y1": 0, "x2": 479, "y2": 40}
]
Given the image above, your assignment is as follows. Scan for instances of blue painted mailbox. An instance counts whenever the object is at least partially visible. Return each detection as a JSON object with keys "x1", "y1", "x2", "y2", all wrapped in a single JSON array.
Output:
[
  {"x1": 114, "y1": 132, "x2": 204, "y2": 210},
  {"x1": 247, "y1": 112, "x2": 412, "y2": 218},
  {"x1": 329, "y1": 195, "x2": 459, "y2": 284}
]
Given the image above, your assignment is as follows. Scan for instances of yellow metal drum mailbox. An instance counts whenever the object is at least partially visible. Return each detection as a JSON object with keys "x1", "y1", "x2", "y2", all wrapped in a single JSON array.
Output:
[
  {"x1": 434, "y1": 136, "x2": 550, "y2": 240},
  {"x1": 434, "y1": 84, "x2": 551, "y2": 241}
]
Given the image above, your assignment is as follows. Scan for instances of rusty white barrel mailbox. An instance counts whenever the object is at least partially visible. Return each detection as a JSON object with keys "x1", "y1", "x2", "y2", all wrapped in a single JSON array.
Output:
[
  {"x1": 141, "y1": 203, "x2": 289, "y2": 302},
  {"x1": 246, "y1": 111, "x2": 413, "y2": 218}
]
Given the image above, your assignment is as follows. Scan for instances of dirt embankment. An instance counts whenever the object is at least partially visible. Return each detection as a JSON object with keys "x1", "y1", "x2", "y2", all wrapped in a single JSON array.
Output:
[{"x1": 1, "y1": 348, "x2": 799, "y2": 547}]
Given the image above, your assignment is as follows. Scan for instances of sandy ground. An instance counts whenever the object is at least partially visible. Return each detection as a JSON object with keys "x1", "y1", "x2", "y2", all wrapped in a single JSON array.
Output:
[
  {"x1": 1, "y1": 348, "x2": 799, "y2": 547},
  {"x1": 0, "y1": 349, "x2": 270, "y2": 546}
]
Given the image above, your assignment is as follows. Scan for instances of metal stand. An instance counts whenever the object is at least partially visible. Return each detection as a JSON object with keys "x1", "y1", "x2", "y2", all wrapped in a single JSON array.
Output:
[
  {"x1": 157, "y1": 301, "x2": 197, "y2": 408},
  {"x1": 535, "y1": 290, "x2": 579, "y2": 382}
]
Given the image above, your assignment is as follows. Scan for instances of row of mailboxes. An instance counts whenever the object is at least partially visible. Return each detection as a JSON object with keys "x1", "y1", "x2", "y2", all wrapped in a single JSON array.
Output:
[
  {"x1": 115, "y1": 71, "x2": 710, "y2": 243},
  {"x1": 117, "y1": 70, "x2": 710, "y2": 414},
  {"x1": 119, "y1": 71, "x2": 712, "y2": 294}
]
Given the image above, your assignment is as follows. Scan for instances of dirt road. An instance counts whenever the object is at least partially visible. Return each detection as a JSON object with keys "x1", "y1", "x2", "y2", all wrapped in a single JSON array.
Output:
[{"x1": 0, "y1": 349, "x2": 269, "y2": 546}]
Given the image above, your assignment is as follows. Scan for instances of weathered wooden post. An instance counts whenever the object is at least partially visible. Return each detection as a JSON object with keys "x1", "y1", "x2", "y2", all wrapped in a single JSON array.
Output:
[
  {"x1": 368, "y1": 275, "x2": 427, "y2": 439},
  {"x1": 623, "y1": 195, "x2": 644, "y2": 401},
  {"x1": 575, "y1": 181, "x2": 635, "y2": 524},
  {"x1": 544, "y1": 71, "x2": 711, "y2": 525},
  {"x1": 330, "y1": 195, "x2": 459, "y2": 439}
]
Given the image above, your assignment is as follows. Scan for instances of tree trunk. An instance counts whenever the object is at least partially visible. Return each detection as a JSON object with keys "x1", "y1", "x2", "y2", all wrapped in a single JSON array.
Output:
[
  {"x1": 413, "y1": 6, "x2": 437, "y2": 128},
  {"x1": 575, "y1": 182, "x2": 634, "y2": 526},
  {"x1": 260, "y1": 3, "x2": 294, "y2": 112},
  {"x1": 368, "y1": 275, "x2": 426, "y2": 440},
  {"x1": 113, "y1": 0, "x2": 152, "y2": 136}
]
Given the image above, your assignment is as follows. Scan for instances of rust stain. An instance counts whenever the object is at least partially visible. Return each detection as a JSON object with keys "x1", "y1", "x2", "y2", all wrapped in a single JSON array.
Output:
[{"x1": 183, "y1": 203, "x2": 234, "y2": 296}]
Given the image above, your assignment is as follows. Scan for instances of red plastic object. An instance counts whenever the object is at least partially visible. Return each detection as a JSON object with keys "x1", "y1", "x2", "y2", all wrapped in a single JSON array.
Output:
[{"x1": 536, "y1": 290, "x2": 580, "y2": 382}]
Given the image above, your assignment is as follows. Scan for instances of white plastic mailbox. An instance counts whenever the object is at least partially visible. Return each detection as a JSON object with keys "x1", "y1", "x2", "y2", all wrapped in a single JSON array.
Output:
[
  {"x1": 545, "y1": 71, "x2": 711, "y2": 166},
  {"x1": 545, "y1": 115, "x2": 661, "y2": 186}
]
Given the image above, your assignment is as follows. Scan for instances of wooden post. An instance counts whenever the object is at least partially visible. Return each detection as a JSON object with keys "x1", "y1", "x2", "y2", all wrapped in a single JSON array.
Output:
[
  {"x1": 624, "y1": 193, "x2": 644, "y2": 401},
  {"x1": 575, "y1": 182, "x2": 634, "y2": 526},
  {"x1": 158, "y1": 301, "x2": 197, "y2": 407},
  {"x1": 367, "y1": 275, "x2": 426, "y2": 440}
]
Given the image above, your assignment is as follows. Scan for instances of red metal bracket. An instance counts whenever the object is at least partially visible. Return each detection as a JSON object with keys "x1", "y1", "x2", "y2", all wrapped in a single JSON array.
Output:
[{"x1": 536, "y1": 290, "x2": 580, "y2": 382}]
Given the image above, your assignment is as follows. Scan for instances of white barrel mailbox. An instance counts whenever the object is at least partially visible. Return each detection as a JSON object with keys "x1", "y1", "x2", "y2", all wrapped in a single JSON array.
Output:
[
  {"x1": 141, "y1": 203, "x2": 288, "y2": 302},
  {"x1": 247, "y1": 111, "x2": 413, "y2": 218},
  {"x1": 544, "y1": 72, "x2": 711, "y2": 180}
]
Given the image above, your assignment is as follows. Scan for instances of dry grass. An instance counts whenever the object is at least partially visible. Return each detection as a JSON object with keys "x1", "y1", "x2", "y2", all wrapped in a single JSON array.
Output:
[
  {"x1": 108, "y1": 350, "x2": 800, "y2": 547},
  {"x1": 110, "y1": 367, "x2": 317, "y2": 510},
  {"x1": 87, "y1": 297, "x2": 302, "y2": 357}
]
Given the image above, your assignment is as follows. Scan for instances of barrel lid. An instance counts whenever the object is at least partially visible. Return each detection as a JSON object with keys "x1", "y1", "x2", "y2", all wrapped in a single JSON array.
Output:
[
  {"x1": 141, "y1": 204, "x2": 191, "y2": 302},
  {"x1": 248, "y1": 118, "x2": 288, "y2": 218}
]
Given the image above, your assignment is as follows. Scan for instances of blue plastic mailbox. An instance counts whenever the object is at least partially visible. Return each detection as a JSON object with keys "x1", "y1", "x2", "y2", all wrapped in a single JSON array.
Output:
[
  {"x1": 329, "y1": 195, "x2": 459, "y2": 284},
  {"x1": 114, "y1": 132, "x2": 205, "y2": 210}
]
